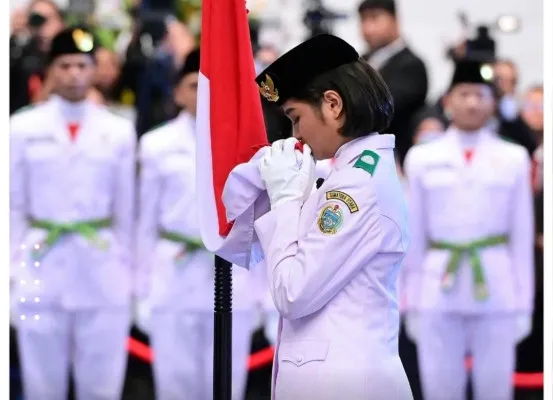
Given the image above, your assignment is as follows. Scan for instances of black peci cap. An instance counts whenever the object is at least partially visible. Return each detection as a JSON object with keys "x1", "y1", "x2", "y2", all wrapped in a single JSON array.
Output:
[
  {"x1": 48, "y1": 26, "x2": 96, "y2": 64},
  {"x1": 177, "y1": 48, "x2": 200, "y2": 82},
  {"x1": 255, "y1": 34, "x2": 359, "y2": 106},
  {"x1": 450, "y1": 59, "x2": 495, "y2": 89}
]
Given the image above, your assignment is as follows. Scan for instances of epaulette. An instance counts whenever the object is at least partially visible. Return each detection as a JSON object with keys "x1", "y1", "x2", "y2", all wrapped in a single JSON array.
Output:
[{"x1": 353, "y1": 150, "x2": 380, "y2": 176}]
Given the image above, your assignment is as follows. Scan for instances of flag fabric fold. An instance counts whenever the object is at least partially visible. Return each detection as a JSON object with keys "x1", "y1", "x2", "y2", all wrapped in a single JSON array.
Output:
[{"x1": 196, "y1": 0, "x2": 269, "y2": 266}]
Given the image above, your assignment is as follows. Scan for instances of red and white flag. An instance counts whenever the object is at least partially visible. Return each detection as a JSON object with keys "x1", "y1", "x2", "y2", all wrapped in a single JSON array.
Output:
[{"x1": 196, "y1": 0, "x2": 268, "y2": 254}]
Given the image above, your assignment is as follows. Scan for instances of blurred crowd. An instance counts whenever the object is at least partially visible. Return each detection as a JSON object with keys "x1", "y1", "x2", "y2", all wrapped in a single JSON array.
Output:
[
  {"x1": 10, "y1": 0, "x2": 199, "y2": 135},
  {"x1": 10, "y1": 0, "x2": 543, "y2": 164},
  {"x1": 9, "y1": 0, "x2": 543, "y2": 399}
]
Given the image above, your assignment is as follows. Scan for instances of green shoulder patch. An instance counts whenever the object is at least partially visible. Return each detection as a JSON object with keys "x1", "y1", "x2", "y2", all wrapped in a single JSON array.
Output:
[{"x1": 353, "y1": 150, "x2": 380, "y2": 175}]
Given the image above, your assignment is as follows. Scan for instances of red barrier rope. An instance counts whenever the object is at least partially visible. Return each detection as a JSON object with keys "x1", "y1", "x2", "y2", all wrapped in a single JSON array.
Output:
[{"x1": 126, "y1": 338, "x2": 543, "y2": 388}]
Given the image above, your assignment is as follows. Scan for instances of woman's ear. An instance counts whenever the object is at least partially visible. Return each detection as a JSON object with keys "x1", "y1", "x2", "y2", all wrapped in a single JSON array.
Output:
[{"x1": 322, "y1": 90, "x2": 343, "y2": 119}]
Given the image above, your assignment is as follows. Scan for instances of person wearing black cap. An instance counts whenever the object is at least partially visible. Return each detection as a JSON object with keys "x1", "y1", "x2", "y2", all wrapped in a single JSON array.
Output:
[
  {"x1": 403, "y1": 59, "x2": 533, "y2": 400},
  {"x1": 9, "y1": 27, "x2": 136, "y2": 400},
  {"x1": 248, "y1": 33, "x2": 412, "y2": 399},
  {"x1": 357, "y1": 0, "x2": 428, "y2": 167},
  {"x1": 136, "y1": 48, "x2": 258, "y2": 400},
  {"x1": 10, "y1": 0, "x2": 65, "y2": 114}
]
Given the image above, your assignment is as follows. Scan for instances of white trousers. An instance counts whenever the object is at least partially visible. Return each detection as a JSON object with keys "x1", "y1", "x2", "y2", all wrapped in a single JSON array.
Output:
[
  {"x1": 150, "y1": 310, "x2": 255, "y2": 400},
  {"x1": 15, "y1": 307, "x2": 131, "y2": 400},
  {"x1": 417, "y1": 313, "x2": 517, "y2": 400}
]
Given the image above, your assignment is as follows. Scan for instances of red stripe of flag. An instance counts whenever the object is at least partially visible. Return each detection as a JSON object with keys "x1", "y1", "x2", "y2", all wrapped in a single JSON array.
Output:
[{"x1": 199, "y1": 0, "x2": 269, "y2": 236}]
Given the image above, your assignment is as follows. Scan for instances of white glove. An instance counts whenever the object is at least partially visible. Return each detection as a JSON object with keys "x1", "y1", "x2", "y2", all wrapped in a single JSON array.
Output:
[
  {"x1": 516, "y1": 314, "x2": 532, "y2": 343},
  {"x1": 259, "y1": 137, "x2": 316, "y2": 209},
  {"x1": 405, "y1": 313, "x2": 419, "y2": 342}
]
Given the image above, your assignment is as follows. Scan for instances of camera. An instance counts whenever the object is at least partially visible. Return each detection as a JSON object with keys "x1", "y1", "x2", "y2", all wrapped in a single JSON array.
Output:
[
  {"x1": 303, "y1": 0, "x2": 347, "y2": 39},
  {"x1": 465, "y1": 25, "x2": 495, "y2": 62},
  {"x1": 446, "y1": 12, "x2": 520, "y2": 63}
]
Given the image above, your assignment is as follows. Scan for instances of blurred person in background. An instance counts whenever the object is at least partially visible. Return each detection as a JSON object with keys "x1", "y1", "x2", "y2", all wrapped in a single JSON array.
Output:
[
  {"x1": 10, "y1": 7, "x2": 30, "y2": 51},
  {"x1": 10, "y1": 0, "x2": 65, "y2": 114},
  {"x1": 132, "y1": 13, "x2": 196, "y2": 137},
  {"x1": 396, "y1": 106, "x2": 446, "y2": 400},
  {"x1": 10, "y1": 27, "x2": 136, "y2": 400},
  {"x1": 133, "y1": 13, "x2": 176, "y2": 136},
  {"x1": 521, "y1": 84, "x2": 544, "y2": 206},
  {"x1": 411, "y1": 109, "x2": 446, "y2": 146},
  {"x1": 31, "y1": 66, "x2": 107, "y2": 106},
  {"x1": 94, "y1": 47, "x2": 123, "y2": 104},
  {"x1": 516, "y1": 84, "x2": 543, "y2": 375},
  {"x1": 357, "y1": 0, "x2": 428, "y2": 166},
  {"x1": 254, "y1": 44, "x2": 279, "y2": 74},
  {"x1": 87, "y1": 86, "x2": 106, "y2": 105},
  {"x1": 520, "y1": 85, "x2": 544, "y2": 147},
  {"x1": 109, "y1": 8, "x2": 146, "y2": 119},
  {"x1": 403, "y1": 60, "x2": 534, "y2": 400},
  {"x1": 166, "y1": 19, "x2": 196, "y2": 70},
  {"x1": 430, "y1": 58, "x2": 537, "y2": 157},
  {"x1": 492, "y1": 59, "x2": 538, "y2": 156},
  {"x1": 494, "y1": 60, "x2": 519, "y2": 122},
  {"x1": 393, "y1": 109, "x2": 445, "y2": 400},
  {"x1": 136, "y1": 48, "x2": 257, "y2": 400}
]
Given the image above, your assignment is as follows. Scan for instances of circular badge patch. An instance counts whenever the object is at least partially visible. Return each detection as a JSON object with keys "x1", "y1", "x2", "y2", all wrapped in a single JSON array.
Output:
[{"x1": 317, "y1": 202, "x2": 344, "y2": 235}]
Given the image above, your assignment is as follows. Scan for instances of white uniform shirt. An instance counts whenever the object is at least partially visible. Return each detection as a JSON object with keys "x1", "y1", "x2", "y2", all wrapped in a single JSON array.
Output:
[{"x1": 10, "y1": 95, "x2": 136, "y2": 309}]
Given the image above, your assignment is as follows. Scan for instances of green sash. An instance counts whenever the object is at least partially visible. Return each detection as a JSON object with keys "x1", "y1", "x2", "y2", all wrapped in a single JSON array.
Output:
[
  {"x1": 29, "y1": 217, "x2": 112, "y2": 260},
  {"x1": 430, "y1": 235, "x2": 508, "y2": 301},
  {"x1": 159, "y1": 229, "x2": 205, "y2": 264}
]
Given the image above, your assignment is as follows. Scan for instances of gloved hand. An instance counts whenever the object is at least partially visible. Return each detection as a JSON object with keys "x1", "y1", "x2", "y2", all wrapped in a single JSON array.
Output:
[
  {"x1": 516, "y1": 314, "x2": 532, "y2": 343},
  {"x1": 259, "y1": 137, "x2": 316, "y2": 209},
  {"x1": 405, "y1": 312, "x2": 419, "y2": 342}
]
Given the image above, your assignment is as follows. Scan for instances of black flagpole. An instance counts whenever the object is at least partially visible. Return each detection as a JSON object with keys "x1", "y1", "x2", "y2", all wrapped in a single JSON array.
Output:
[{"x1": 214, "y1": 254, "x2": 233, "y2": 400}]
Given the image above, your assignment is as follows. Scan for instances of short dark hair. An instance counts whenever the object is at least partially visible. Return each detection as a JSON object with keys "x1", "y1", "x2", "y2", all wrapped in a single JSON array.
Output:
[
  {"x1": 291, "y1": 58, "x2": 394, "y2": 137},
  {"x1": 262, "y1": 98, "x2": 292, "y2": 143},
  {"x1": 357, "y1": 0, "x2": 396, "y2": 16}
]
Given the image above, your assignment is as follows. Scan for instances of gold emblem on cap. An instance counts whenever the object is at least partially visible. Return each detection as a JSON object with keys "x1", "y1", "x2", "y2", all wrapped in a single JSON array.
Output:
[
  {"x1": 258, "y1": 74, "x2": 279, "y2": 102},
  {"x1": 72, "y1": 29, "x2": 94, "y2": 52}
]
